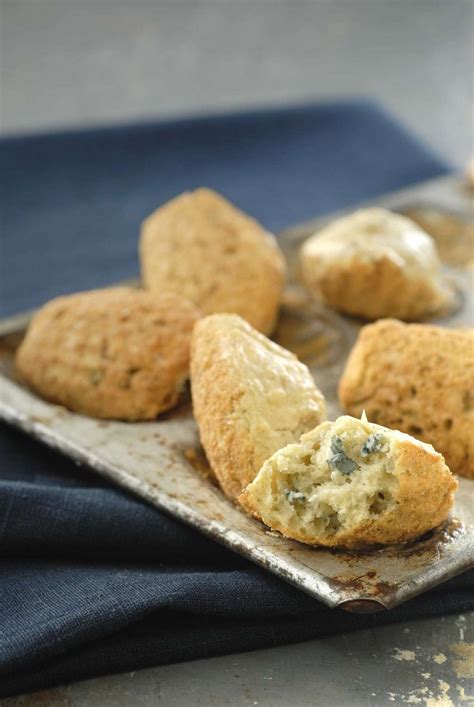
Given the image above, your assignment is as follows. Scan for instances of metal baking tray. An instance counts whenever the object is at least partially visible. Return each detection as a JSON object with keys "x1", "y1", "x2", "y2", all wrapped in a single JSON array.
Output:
[{"x1": 1, "y1": 174, "x2": 473, "y2": 613}]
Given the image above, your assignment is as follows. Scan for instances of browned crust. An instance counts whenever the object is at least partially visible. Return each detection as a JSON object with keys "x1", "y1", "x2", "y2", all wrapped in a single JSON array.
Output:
[
  {"x1": 190, "y1": 314, "x2": 326, "y2": 501},
  {"x1": 338, "y1": 319, "x2": 474, "y2": 479},
  {"x1": 239, "y1": 438, "x2": 458, "y2": 550},
  {"x1": 15, "y1": 287, "x2": 200, "y2": 421},
  {"x1": 140, "y1": 188, "x2": 286, "y2": 334},
  {"x1": 302, "y1": 253, "x2": 451, "y2": 321},
  {"x1": 191, "y1": 319, "x2": 252, "y2": 500}
]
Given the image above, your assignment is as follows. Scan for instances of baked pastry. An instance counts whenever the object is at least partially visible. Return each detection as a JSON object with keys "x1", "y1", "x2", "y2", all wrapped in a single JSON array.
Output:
[
  {"x1": 339, "y1": 319, "x2": 474, "y2": 479},
  {"x1": 140, "y1": 188, "x2": 286, "y2": 334},
  {"x1": 190, "y1": 313, "x2": 326, "y2": 500},
  {"x1": 300, "y1": 207, "x2": 453, "y2": 321},
  {"x1": 239, "y1": 414, "x2": 457, "y2": 549},
  {"x1": 16, "y1": 287, "x2": 200, "y2": 420}
]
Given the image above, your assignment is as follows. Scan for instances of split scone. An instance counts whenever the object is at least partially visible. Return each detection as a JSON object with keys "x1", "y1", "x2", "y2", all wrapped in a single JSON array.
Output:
[
  {"x1": 191, "y1": 314, "x2": 326, "y2": 501},
  {"x1": 239, "y1": 415, "x2": 457, "y2": 549},
  {"x1": 140, "y1": 188, "x2": 286, "y2": 335},
  {"x1": 339, "y1": 319, "x2": 474, "y2": 479},
  {"x1": 16, "y1": 287, "x2": 200, "y2": 421},
  {"x1": 300, "y1": 207, "x2": 453, "y2": 321}
]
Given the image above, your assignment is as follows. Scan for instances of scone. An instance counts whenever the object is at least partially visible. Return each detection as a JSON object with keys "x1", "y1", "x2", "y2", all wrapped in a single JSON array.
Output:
[
  {"x1": 190, "y1": 314, "x2": 326, "y2": 501},
  {"x1": 16, "y1": 287, "x2": 200, "y2": 420},
  {"x1": 140, "y1": 188, "x2": 286, "y2": 334},
  {"x1": 339, "y1": 319, "x2": 474, "y2": 479},
  {"x1": 300, "y1": 207, "x2": 453, "y2": 321},
  {"x1": 239, "y1": 415, "x2": 457, "y2": 549}
]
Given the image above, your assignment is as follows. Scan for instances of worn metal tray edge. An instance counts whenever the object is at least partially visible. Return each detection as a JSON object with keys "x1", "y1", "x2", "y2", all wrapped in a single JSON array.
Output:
[{"x1": 0, "y1": 399, "x2": 356, "y2": 611}]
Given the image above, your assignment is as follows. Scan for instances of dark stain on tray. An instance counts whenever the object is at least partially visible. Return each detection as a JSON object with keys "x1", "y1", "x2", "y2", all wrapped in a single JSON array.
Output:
[
  {"x1": 380, "y1": 518, "x2": 465, "y2": 560},
  {"x1": 327, "y1": 518, "x2": 464, "y2": 561},
  {"x1": 330, "y1": 571, "x2": 394, "y2": 595}
]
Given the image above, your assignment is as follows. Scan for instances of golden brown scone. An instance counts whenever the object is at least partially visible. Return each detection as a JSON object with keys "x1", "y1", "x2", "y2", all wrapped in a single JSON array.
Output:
[
  {"x1": 190, "y1": 314, "x2": 326, "y2": 501},
  {"x1": 16, "y1": 288, "x2": 200, "y2": 421},
  {"x1": 339, "y1": 319, "x2": 474, "y2": 479},
  {"x1": 300, "y1": 207, "x2": 453, "y2": 321},
  {"x1": 239, "y1": 415, "x2": 457, "y2": 549},
  {"x1": 140, "y1": 188, "x2": 286, "y2": 334}
]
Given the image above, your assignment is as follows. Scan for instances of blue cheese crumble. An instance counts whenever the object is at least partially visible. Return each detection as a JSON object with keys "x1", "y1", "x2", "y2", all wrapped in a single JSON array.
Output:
[
  {"x1": 361, "y1": 433, "x2": 388, "y2": 457},
  {"x1": 285, "y1": 490, "x2": 307, "y2": 503},
  {"x1": 328, "y1": 436, "x2": 358, "y2": 475}
]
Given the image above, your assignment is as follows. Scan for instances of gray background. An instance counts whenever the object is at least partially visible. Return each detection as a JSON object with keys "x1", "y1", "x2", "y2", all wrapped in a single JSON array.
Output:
[
  {"x1": 0, "y1": 1, "x2": 473, "y2": 705},
  {"x1": 1, "y1": 0, "x2": 473, "y2": 166}
]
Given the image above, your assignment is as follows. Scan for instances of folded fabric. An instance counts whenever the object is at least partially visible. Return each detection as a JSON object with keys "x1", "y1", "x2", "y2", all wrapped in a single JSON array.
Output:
[
  {"x1": 2, "y1": 99, "x2": 471, "y2": 698},
  {"x1": 1, "y1": 99, "x2": 446, "y2": 317}
]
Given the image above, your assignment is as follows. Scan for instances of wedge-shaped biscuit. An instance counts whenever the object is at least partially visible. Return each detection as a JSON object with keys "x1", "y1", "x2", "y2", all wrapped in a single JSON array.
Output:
[
  {"x1": 240, "y1": 415, "x2": 457, "y2": 549},
  {"x1": 191, "y1": 314, "x2": 326, "y2": 500},
  {"x1": 300, "y1": 207, "x2": 453, "y2": 321},
  {"x1": 16, "y1": 287, "x2": 200, "y2": 421},
  {"x1": 140, "y1": 188, "x2": 286, "y2": 334},
  {"x1": 339, "y1": 319, "x2": 474, "y2": 479}
]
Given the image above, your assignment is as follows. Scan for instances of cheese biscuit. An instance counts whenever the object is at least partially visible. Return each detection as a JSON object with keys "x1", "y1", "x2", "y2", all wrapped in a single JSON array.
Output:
[
  {"x1": 140, "y1": 188, "x2": 286, "y2": 334},
  {"x1": 300, "y1": 207, "x2": 453, "y2": 321},
  {"x1": 16, "y1": 287, "x2": 200, "y2": 420},
  {"x1": 191, "y1": 313, "x2": 326, "y2": 500},
  {"x1": 240, "y1": 415, "x2": 457, "y2": 549},
  {"x1": 339, "y1": 319, "x2": 474, "y2": 478}
]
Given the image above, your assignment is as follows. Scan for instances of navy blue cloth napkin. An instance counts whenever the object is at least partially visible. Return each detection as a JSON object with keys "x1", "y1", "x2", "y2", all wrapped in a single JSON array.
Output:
[{"x1": 1, "y1": 100, "x2": 472, "y2": 698}]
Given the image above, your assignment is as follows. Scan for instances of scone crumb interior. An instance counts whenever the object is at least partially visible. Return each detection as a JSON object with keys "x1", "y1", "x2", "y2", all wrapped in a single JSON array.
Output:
[
  {"x1": 239, "y1": 415, "x2": 457, "y2": 549},
  {"x1": 246, "y1": 418, "x2": 397, "y2": 538}
]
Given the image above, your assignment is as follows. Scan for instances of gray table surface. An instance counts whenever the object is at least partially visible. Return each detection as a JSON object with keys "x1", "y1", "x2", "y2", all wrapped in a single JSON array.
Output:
[
  {"x1": 1, "y1": 0, "x2": 473, "y2": 166},
  {"x1": 1, "y1": 612, "x2": 473, "y2": 706},
  {"x1": 1, "y1": 1, "x2": 473, "y2": 704}
]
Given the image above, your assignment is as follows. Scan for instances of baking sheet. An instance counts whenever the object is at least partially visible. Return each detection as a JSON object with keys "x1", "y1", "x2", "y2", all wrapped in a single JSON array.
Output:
[{"x1": 1, "y1": 174, "x2": 473, "y2": 613}]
